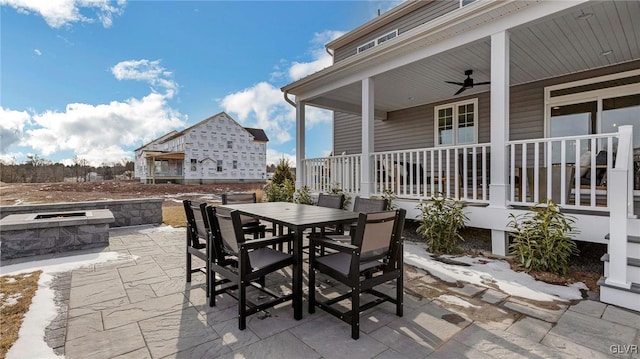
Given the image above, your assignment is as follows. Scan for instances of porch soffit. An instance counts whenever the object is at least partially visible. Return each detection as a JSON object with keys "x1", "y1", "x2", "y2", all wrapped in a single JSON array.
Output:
[
  {"x1": 144, "y1": 151, "x2": 185, "y2": 160},
  {"x1": 285, "y1": 1, "x2": 640, "y2": 114}
]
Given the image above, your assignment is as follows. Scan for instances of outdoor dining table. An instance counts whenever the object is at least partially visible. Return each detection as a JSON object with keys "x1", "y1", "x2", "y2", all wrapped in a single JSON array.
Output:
[{"x1": 221, "y1": 201, "x2": 360, "y2": 320}]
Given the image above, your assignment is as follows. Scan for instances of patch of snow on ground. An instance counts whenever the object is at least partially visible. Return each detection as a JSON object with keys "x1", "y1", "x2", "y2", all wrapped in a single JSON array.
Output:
[
  {"x1": 1, "y1": 251, "x2": 135, "y2": 359},
  {"x1": 5, "y1": 277, "x2": 17, "y2": 283},
  {"x1": 404, "y1": 242, "x2": 584, "y2": 302},
  {"x1": 437, "y1": 294, "x2": 480, "y2": 309},
  {"x1": 2, "y1": 293, "x2": 23, "y2": 308},
  {"x1": 138, "y1": 225, "x2": 183, "y2": 234}
]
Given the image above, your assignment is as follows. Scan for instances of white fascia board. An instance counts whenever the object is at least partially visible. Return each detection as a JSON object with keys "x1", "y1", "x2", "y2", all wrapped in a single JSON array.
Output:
[{"x1": 291, "y1": 0, "x2": 589, "y2": 102}]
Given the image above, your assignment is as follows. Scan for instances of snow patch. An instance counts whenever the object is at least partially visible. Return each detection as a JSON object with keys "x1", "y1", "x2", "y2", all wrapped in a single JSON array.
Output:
[
  {"x1": 138, "y1": 225, "x2": 183, "y2": 234},
  {"x1": 5, "y1": 277, "x2": 17, "y2": 283},
  {"x1": 404, "y1": 242, "x2": 584, "y2": 302},
  {"x1": 437, "y1": 294, "x2": 480, "y2": 309},
  {"x1": 2, "y1": 293, "x2": 23, "y2": 308}
]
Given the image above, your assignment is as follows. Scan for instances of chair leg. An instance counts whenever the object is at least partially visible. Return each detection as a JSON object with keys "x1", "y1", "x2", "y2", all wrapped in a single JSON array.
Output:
[
  {"x1": 308, "y1": 268, "x2": 316, "y2": 314},
  {"x1": 186, "y1": 252, "x2": 192, "y2": 283},
  {"x1": 396, "y1": 277, "x2": 403, "y2": 317},
  {"x1": 209, "y1": 271, "x2": 216, "y2": 307},
  {"x1": 239, "y1": 278, "x2": 247, "y2": 330},
  {"x1": 351, "y1": 285, "x2": 360, "y2": 340}
]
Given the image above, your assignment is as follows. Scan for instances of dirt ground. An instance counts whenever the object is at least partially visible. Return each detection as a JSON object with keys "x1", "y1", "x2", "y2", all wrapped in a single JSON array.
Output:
[{"x1": 0, "y1": 180, "x2": 266, "y2": 208}]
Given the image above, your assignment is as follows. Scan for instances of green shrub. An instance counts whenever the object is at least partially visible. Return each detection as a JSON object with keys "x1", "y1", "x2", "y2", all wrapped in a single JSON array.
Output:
[
  {"x1": 264, "y1": 178, "x2": 294, "y2": 202},
  {"x1": 272, "y1": 157, "x2": 294, "y2": 185},
  {"x1": 293, "y1": 186, "x2": 314, "y2": 205},
  {"x1": 508, "y1": 199, "x2": 578, "y2": 275},
  {"x1": 416, "y1": 194, "x2": 467, "y2": 255},
  {"x1": 327, "y1": 183, "x2": 351, "y2": 208},
  {"x1": 373, "y1": 188, "x2": 397, "y2": 210}
]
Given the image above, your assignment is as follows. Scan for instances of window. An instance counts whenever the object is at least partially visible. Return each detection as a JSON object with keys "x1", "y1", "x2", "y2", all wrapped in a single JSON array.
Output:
[
  {"x1": 216, "y1": 160, "x2": 223, "y2": 172},
  {"x1": 460, "y1": 0, "x2": 476, "y2": 7},
  {"x1": 232, "y1": 160, "x2": 238, "y2": 169},
  {"x1": 190, "y1": 159, "x2": 197, "y2": 171},
  {"x1": 356, "y1": 29, "x2": 398, "y2": 54},
  {"x1": 434, "y1": 98, "x2": 478, "y2": 146},
  {"x1": 227, "y1": 140, "x2": 233, "y2": 149},
  {"x1": 154, "y1": 160, "x2": 169, "y2": 174}
]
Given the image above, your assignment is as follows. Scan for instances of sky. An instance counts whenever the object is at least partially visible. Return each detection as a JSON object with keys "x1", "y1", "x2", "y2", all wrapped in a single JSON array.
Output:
[{"x1": 0, "y1": 0, "x2": 403, "y2": 167}]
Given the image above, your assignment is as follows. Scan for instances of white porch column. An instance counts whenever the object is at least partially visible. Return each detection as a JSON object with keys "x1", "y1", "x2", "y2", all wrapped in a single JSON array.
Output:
[
  {"x1": 488, "y1": 30, "x2": 510, "y2": 256},
  {"x1": 361, "y1": 77, "x2": 375, "y2": 197},
  {"x1": 295, "y1": 101, "x2": 306, "y2": 189}
]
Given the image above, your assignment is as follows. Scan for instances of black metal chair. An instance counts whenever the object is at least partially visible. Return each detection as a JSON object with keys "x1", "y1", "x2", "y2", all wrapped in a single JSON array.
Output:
[
  {"x1": 309, "y1": 209, "x2": 406, "y2": 340},
  {"x1": 206, "y1": 205, "x2": 294, "y2": 330},
  {"x1": 183, "y1": 200, "x2": 210, "y2": 296},
  {"x1": 221, "y1": 192, "x2": 267, "y2": 239}
]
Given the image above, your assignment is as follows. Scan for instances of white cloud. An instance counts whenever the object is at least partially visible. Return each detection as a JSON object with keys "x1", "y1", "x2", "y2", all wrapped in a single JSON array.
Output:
[
  {"x1": 111, "y1": 59, "x2": 177, "y2": 98},
  {"x1": 0, "y1": 0, "x2": 126, "y2": 28},
  {"x1": 22, "y1": 92, "x2": 185, "y2": 166},
  {"x1": 266, "y1": 148, "x2": 296, "y2": 167},
  {"x1": 0, "y1": 107, "x2": 31, "y2": 152},
  {"x1": 221, "y1": 30, "x2": 341, "y2": 149},
  {"x1": 221, "y1": 82, "x2": 294, "y2": 144},
  {"x1": 33, "y1": 48, "x2": 41, "y2": 56},
  {"x1": 289, "y1": 30, "x2": 344, "y2": 81}
]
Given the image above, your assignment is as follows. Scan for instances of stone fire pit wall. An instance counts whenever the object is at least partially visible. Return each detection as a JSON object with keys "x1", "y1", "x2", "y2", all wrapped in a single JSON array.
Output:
[
  {"x1": 0, "y1": 209, "x2": 115, "y2": 260},
  {"x1": 0, "y1": 198, "x2": 163, "y2": 227}
]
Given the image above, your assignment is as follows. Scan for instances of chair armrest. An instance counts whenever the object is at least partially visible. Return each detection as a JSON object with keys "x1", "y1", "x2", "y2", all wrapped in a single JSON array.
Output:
[
  {"x1": 309, "y1": 237, "x2": 358, "y2": 253},
  {"x1": 240, "y1": 234, "x2": 293, "y2": 250}
]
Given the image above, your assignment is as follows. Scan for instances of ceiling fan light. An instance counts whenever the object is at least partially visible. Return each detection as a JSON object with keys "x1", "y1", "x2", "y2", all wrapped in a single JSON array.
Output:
[
  {"x1": 577, "y1": 12, "x2": 593, "y2": 20},
  {"x1": 601, "y1": 49, "x2": 613, "y2": 56}
]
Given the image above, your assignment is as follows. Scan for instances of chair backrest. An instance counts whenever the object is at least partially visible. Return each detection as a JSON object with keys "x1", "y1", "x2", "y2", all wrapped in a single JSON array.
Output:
[
  {"x1": 352, "y1": 210, "x2": 404, "y2": 262},
  {"x1": 353, "y1": 197, "x2": 388, "y2": 213},
  {"x1": 210, "y1": 206, "x2": 245, "y2": 255},
  {"x1": 221, "y1": 192, "x2": 257, "y2": 205},
  {"x1": 183, "y1": 200, "x2": 208, "y2": 246},
  {"x1": 317, "y1": 193, "x2": 345, "y2": 209}
]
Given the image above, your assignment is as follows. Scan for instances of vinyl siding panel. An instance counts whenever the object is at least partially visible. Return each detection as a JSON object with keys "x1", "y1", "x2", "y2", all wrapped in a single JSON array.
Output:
[
  {"x1": 334, "y1": 112, "x2": 362, "y2": 155},
  {"x1": 334, "y1": 1, "x2": 459, "y2": 63}
]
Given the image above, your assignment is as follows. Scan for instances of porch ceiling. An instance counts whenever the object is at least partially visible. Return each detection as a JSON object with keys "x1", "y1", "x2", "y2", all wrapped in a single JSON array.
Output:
[{"x1": 305, "y1": 0, "x2": 640, "y2": 115}]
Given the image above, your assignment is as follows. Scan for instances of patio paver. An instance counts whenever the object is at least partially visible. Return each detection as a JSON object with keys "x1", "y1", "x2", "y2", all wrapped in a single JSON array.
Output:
[{"x1": 38, "y1": 225, "x2": 640, "y2": 358}]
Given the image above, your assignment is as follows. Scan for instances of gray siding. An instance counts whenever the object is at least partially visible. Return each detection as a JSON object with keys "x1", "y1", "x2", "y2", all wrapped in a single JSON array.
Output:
[
  {"x1": 333, "y1": 61, "x2": 640, "y2": 155},
  {"x1": 334, "y1": 1, "x2": 458, "y2": 63}
]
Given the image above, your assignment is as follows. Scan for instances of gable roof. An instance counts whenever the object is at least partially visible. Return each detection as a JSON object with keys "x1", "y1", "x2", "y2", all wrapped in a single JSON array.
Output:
[
  {"x1": 244, "y1": 128, "x2": 269, "y2": 142},
  {"x1": 134, "y1": 130, "x2": 178, "y2": 151},
  {"x1": 147, "y1": 112, "x2": 269, "y2": 145}
]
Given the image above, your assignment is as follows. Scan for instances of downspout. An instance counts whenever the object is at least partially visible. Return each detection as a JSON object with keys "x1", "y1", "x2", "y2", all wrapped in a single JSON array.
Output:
[{"x1": 283, "y1": 91, "x2": 296, "y2": 107}]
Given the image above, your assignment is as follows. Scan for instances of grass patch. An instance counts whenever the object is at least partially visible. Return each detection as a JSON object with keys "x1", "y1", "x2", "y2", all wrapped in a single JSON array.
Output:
[
  {"x1": 163, "y1": 206, "x2": 186, "y2": 228},
  {"x1": 1, "y1": 271, "x2": 42, "y2": 359}
]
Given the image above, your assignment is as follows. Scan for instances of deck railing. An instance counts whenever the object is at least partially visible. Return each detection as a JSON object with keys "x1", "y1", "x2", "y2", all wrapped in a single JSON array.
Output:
[
  {"x1": 301, "y1": 154, "x2": 361, "y2": 193},
  {"x1": 372, "y1": 144, "x2": 491, "y2": 202},
  {"x1": 507, "y1": 132, "x2": 619, "y2": 211}
]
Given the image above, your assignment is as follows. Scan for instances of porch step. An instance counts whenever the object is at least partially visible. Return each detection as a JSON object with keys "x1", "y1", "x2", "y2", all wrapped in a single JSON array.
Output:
[
  {"x1": 602, "y1": 254, "x2": 640, "y2": 283},
  {"x1": 597, "y1": 276, "x2": 640, "y2": 312},
  {"x1": 605, "y1": 235, "x2": 640, "y2": 259}
]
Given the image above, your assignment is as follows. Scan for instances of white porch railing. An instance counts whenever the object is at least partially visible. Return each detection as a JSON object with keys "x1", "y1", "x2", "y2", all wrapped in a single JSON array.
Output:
[
  {"x1": 507, "y1": 132, "x2": 619, "y2": 211},
  {"x1": 372, "y1": 144, "x2": 491, "y2": 202},
  {"x1": 301, "y1": 154, "x2": 361, "y2": 194}
]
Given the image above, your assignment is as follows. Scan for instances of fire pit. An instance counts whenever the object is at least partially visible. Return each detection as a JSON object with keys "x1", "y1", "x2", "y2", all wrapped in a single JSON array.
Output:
[{"x1": 0, "y1": 209, "x2": 115, "y2": 260}]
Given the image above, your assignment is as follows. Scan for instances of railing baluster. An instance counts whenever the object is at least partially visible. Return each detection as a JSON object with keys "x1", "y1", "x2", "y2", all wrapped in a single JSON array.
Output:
[
  {"x1": 560, "y1": 140, "x2": 566, "y2": 206},
  {"x1": 522, "y1": 143, "x2": 528, "y2": 203},
  {"x1": 510, "y1": 144, "x2": 516, "y2": 202},
  {"x1": 574, "y1": 140, "x2": 581, "y2": 206}
]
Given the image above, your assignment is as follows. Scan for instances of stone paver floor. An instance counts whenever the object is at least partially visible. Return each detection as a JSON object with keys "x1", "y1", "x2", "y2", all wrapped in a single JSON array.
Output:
[{"x1": 38, "y1": 226, "x2": 640, "y2": 358}]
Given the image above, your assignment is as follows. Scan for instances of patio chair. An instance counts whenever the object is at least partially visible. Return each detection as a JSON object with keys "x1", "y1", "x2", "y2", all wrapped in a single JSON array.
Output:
[
  {"x1": 206, "y1": 205, "x2": 294, "y2": 330},
  {"x1": 329, "y1": 196, "x2": 389, "y2": 244},
  {"x1": 309, "y1": 209, "x2": 406, "y2": 340},
  {"x1": 183, "y1": 200, "x2": 210, "y2": 296},
  {"x1": 306, "y1": 193, "x2": 346, "y2": 252},
  {"x1": 221, "y1": 192, "x2": 267, "y2": 239}
]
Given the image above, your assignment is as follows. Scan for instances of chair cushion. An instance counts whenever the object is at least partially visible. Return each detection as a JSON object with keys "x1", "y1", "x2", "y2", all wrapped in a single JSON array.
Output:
[
  {"x1": 248, "y1": 248, "x2": 291, "y2": 271},
  {"x1": 316, "y1": 252, "x2": 382, "y2": 276}
]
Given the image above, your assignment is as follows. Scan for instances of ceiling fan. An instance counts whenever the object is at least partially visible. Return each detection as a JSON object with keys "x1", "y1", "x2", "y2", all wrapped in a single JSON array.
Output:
[{"x1": 445, "y1": 69, "x2": 490, "y2": 96}]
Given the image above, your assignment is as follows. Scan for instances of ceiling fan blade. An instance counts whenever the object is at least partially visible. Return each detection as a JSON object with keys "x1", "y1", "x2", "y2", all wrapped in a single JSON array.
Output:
[
  {"x1": 474, "y1": 81, "x2": 491, "y2": 85},
  {"x1": 445, "y1": 81, "x2": 465, "y2": 86},
  {"x1": 454, "y1": 87, "x2": 466, "y2": 96}
]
